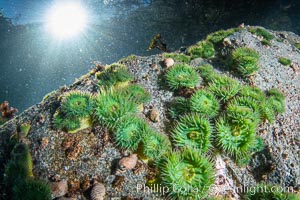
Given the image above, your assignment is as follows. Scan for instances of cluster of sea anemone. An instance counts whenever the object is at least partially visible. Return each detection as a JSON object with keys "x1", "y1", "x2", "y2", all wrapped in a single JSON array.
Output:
[
  {"x1": 48, "y1": 27, "x2": 290, "y2": 199},
  {"x1": 53, "y1": 63, "x2": 169, "y2": 163},
  {"x1": 96, "y1": 63, "x2": 133, "y2": 88}
]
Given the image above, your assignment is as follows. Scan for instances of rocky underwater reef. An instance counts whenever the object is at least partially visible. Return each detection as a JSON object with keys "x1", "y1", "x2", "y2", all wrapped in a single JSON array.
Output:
[{"x1": 0, "y1": 25, "x2": 299, "y2": 200}]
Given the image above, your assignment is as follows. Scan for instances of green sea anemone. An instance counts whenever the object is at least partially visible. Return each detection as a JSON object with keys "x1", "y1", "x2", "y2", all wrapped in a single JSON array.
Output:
[
  {"x1": 163, "y1": 53, "x2": 191, "y2": 63},
  {"x1": 142, "y1": 130, "x2": 171, "y2": 160},
  {"x1": 251, "y1": 136, "x2": 265, "y2": 153},
  {"x1": 278, "y1": 57, "x2": 292, "y2": 66},
  {"x1": 239, "y1": 86, "x2": 266, "y2": 101},
  {"x1": 60, "y1": 91, "x2": 94, "y2": 118},
  {"x1": 165, "y1": 64, "x2": 199, "y2": 90},
  {"x1": 266, "y1": 88, "x2": 285, "y2": 114},
  {"x1": 190, "y1": 89, "x2": 220, "y2": 118},
  {"x1": 208, "y1": 75, "x2": 241, "y2": 102},
  {"x1": 261, "y1": 39, "x2": 271, "y2": 46},
  {"x1": 114, "y1": 116, "x2": 146, "y2": 151},
  {"x1": 232, "y1": 47, "x2": 260, "y2": 77},
  {"x1": 268, "y1": 96, "x2": 285, "y2": 114},
  {"x1": 5, "y1": 143, "x2": 33, "y2": 188},
  {"x1": 97, "y1": 63, "x2": 133, "y2": 87},
  {"x1": 260, "y1": 100, "x2": 276, "y2": 123},
  {"x1": 119, "y1": 84, "x2": 151, "y2": 105},
  {"x1": 249, "y1": 27, "x2": 275, "y2": 41},
  {"x1": 53, "y1": 111, "x2": 80, "y2": 131},
  {"x1": 226, "y1": 97, "x2": 261, "y2": 125},
  {"x1": 215, "y1": 117, "x2": 256, "y2": 158},
  {"x1": 159, "y1": 148, "x2": 215, "y2": 199},
  {"x1": 188, "y1": 41, "x2": 215, "y2": 58},
  {"x1": 295, "y1": 43, "x2": 300, "y2": 50},
  {"x1": 206, "y1": 28, "x2": 236, "y2": 44},
  {"x1": 172, "y1": 113, "x2": 212, "y2": 153},
  {"x1": 94, "y1": 90, "x2": 138, "y2": 129},
  {"x1": 196, "y1": 64, "x2": 218, "y2": 83},
  {"x1": 168, "y1": 97, "x2": 191, "y2": 120},
  {"x1": 12, "y1": 179, "x2": 51, "y2": 200},
  {"x1": 244, "y1": 184, "x2": 299, "y2": 200},
  {"x1": 267, "y1": 88, "x2": 285, "y2": 100}
]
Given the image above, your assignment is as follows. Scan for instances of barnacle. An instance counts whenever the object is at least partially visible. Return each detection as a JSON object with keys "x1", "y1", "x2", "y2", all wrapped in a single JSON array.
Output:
[
  {"x1": 215, "y1": 117, "x2": 256, "y2": 158},
  {"x1": 190, "y1": 89, "x2": 220, "y2": 118},
  {"x1": 208, "y1": 75, "x2": 241, "y2": 102},
  {"x1": 196, "y1": 64, "x2": 218, "y2": 83},
  {"x1": 119, "y1": 154, "x2": 138, "y2": 170},
  {"x1": 206, "y1": 28, "x2": 236, "y2": 44},
  {"x1": 94, "y1": 90, "x2": 138, "y2": 129},
  {"x1": 60, "y1": 91, "x2": 94, "y2": 118},
  {"x1": 119, "y1": 84, "x2": 152, "y2": 105},
  {"x1": 232, "y1": 47, "x2": 260, "y2": 77},
  {"x1": 90, "y1": 182, "x2": 106, "y2": 200},
  {"x1": 12, "y1": 179, "x2": 52, "y2": 200},
  {"x1": 142, "y1": 130, "x2": 171, "y2": 160},
  {"x1": 165, "y1": 64, "x2": 199, "y2": 90},
  {"x1": 168, "y1": 97, "x2": 191, "y2": 120},
  {"x1": 172, "y1": 113, "x2": 212, "y2": 153},
  {"x1": 163, "y1": 53, "x2": 191, "y2": 64},
  {"x1": 114, "y1": 116, "x2": 146, "y2": 151},
  {"x1": 97, "y1": 63, "x2": 133, "y2": 87},
  {"x1": 278, "y1": 57, "x2": 292, "y2": 66},
  {"x1": 159, "y1": 148, "x2": 215, "y2": 199},
  {"x1": 188, "y1": 41, "x2": 215, "y2": 58}
]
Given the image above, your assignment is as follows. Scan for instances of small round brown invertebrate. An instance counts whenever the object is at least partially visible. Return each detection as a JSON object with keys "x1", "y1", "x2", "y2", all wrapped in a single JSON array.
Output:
[
  {"x1": 223, "y1": 38, "x2": 232, "y2": 46},
  {"x1": 149, "y1": 108, "x2": 160, "y2": 123},
  {"x1": 119, "y1": 154, "x2": 138, "y2": 170},
  {"x1": 163, "y1": 58, "x2": 174, "y2": 69},
  {"x1": 90, "y1": 182, "x2": 106, "y2": 200},
  {"x1": 50, "y1": 180, "x2": 68, "y2": 199}
]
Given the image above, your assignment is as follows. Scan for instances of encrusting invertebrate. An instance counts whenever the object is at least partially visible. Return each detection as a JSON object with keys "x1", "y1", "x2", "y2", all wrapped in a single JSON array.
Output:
[
  {"x1": 159, "y1": 148, "x2": 215, "y2": 199},
  {"x1": 208, "y1": 74, "x2": 241, "y2": 102},
  {"x1": 165, "y1": 64, "x2": 199, "y2": 90},
  {"x1": 190, "y1": 89, "x2": 220, "y2": 118},
  {"x1": 231, "y1": 47, "x2": 260, "y2": 77},
  {"x1": 172, "y1": 113, "x2": 212, "y2": 153}
]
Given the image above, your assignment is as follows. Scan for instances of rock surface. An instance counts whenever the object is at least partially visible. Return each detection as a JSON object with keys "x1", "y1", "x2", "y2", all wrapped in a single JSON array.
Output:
[{"x1": 0, "y1": 26, "x2": 299, "y2": 199}]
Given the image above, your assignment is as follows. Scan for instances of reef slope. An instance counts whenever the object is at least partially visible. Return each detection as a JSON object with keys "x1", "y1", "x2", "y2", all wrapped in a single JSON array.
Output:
[{"x1": 0, "y1": 26, "x2": 299, "y2": 199}]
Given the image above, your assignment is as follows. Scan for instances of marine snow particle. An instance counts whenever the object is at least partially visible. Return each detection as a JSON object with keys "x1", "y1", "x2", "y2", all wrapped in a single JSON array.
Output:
[
  {"x1": 163, "y1": 58, "x2": 174, "y2": 69},
  {"x1": 90, "y1": 182, "x2": 106, "y2": 200},
  {"x1": 119, "y1": 154, "x2": 138, "y2": 170}
]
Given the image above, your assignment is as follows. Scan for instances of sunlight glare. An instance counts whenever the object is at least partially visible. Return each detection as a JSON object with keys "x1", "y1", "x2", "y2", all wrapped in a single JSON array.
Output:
[{"x1": 45, "y1": 2, "x2": 88, "y2": 39}]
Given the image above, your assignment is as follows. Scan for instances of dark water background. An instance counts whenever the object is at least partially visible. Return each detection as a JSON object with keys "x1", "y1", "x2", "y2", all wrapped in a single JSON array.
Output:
[{"x1": 0, "y1": 0, "x2": 299, "y2": 112}]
